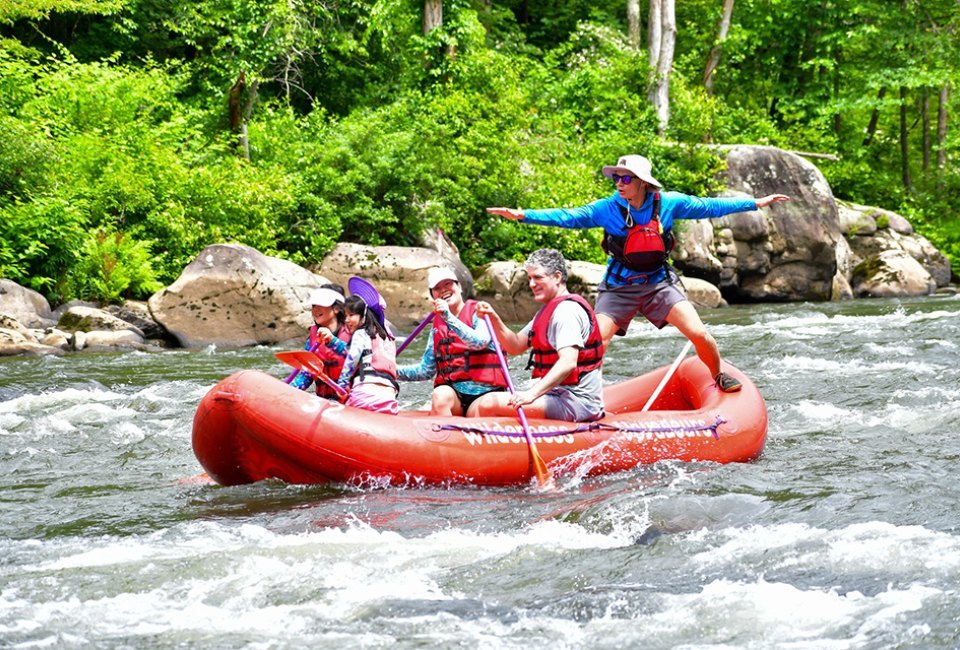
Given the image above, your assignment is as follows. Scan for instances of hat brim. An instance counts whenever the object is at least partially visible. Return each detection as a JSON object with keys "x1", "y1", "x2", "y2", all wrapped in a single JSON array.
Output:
[
  {"x1": 428, "y1": 272, "x2": 460, "y2": 290},
  {"x1": 601, "y1": 165, "x2": 662, "y2": 188},
  {"x1": 348, "y1": 277, "x2": 386, "y2": 327},
  {"x1": 308, "y1": 288, "x2": 345, "y2": 307}
]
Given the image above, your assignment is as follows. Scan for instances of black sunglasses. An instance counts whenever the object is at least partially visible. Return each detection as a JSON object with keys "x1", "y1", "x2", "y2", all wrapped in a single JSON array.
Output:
[{"x1": 612, "y1": 174, "x2": 636, "y2": 185}]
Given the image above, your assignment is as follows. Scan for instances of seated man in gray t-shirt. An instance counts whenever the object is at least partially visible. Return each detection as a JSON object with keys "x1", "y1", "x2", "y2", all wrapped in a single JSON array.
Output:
[{"x1": 475, "y1": 248, "x2": 605, "y2": 422}]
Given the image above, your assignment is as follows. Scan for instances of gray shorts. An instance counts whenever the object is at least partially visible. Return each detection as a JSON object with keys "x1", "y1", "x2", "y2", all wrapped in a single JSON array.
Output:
[
  {"x1": 543, "y1": 390, "x2": 604, "y2": 423},
  {"x1": 595, "y1": 281, "x2": 687, "y2": 335}
]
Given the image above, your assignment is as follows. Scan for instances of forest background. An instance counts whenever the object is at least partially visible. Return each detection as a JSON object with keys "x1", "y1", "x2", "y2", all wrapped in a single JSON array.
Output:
[{"x1": 1, "y1": 0, "x2": 958, "y2": 304}]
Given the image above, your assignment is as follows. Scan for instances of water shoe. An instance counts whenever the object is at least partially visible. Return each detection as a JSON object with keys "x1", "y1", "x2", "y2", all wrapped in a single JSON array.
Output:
[{"x1": 715, "y1": 372, "x2": 742, "y2": 393}]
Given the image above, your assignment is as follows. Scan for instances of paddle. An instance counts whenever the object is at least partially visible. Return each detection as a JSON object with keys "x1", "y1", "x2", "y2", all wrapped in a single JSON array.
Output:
[
  {"x1": 284, "y1": 342, "x2": 320, "y2": 384},
  {"x1": 275, "y1": 350, "x2": 349, "y2": 399},
  {"x1": 483, "y1": 315, "x2": 553, "y2": 488},
  {"x1": 640, "y1": 340, "x2": 693, "y2": 412},
  {"x1": 396, "y1": 313, "x2": 433, "y2": 355}
]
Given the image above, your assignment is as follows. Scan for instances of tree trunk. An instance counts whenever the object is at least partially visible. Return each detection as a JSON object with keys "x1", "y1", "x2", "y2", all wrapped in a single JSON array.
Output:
[
  {"x1": 228, "y1": 71, "x2": 258, "y2": 161},
  {"x1": 900, "y1": 86, "x2": 911, "y2": 188},
  {"x1": 863, "y1": 87, "x2": 886, "y2": 147},
  {"x1": 648, "y1": 0, "x2": 661, "y2": 72},
  {"x1": 702, "y1": 0, "x2": 735, "y2": 95},
  {"x1": 832, "y1": 60, "x2": 841, "y2": 137},
  {"x1": 627, "y1": 0, "x2": 641, "y2": 49},
  {"x1": 937, "y1": 84, "x2": 949, "y2": 170},
  {"x1": 423, "y1": 0, "x2": 442, "y2": 34},
  {"x1": 648, "y1": 0, "x2": 675, "y2": 135},
  {"x1": 922, "y1": 88, "x2": 930, "y2": 172}
]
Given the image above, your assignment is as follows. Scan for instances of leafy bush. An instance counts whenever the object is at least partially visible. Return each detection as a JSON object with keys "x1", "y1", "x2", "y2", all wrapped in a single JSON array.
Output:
[
  {"x1": 69, "y1": 229, "x2": 163, "y2": 302},
  {"x1": 0, "y1": 196, "x2": 89, "y2": 300},
  {"x1": 2, "y1": 2, "x2": 957, "y2": 305}
]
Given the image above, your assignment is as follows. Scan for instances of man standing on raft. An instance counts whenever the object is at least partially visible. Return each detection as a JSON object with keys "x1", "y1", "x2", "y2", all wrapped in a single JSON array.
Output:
[{"x1": 487, "y1": 154, "x2": 789, "y2": 393}]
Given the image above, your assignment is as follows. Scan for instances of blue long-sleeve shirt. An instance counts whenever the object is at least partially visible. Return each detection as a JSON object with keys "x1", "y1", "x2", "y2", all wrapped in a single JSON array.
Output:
[
  {"x1": 396, "y1": 307, "x2": 498, "y2": 396},
  {"x1": 521, "y1": 191, "x2": 757, "y2": 286}
]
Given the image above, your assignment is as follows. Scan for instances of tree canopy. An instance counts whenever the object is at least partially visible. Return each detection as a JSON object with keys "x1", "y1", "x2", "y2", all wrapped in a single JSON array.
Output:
[{"x1": 1, "y1": 0, "x2": 957, "y2": 303}]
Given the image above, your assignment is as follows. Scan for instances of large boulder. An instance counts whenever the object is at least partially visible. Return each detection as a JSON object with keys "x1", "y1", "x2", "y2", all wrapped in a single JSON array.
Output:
[
  {"x1": 148, "y1": 243, "x2": 329, "y2": 348},
  {"x1": 319, "y1": 243, "x2": 473, "y2": 326},
  {"x1": 682, "y1": 277, "x2": 727, "y2": 309},
  {"x1": 840, "y1": 202, "x2": 952, "y2": 288},
  {"x1": 851, "y1": 250, "x2": 936, "y2": 298},
  {"x1": 0, "y1": 314, "x2": 62, "y2": 356},
  {"x1": 74, "y1": 329, "x2": 148, "y2": 352},
  {"x1": 714, "y1": 145, "x2": 843, "y2": 301},
  {"x1": 473, "y1": 261, "x2": 533, "y2": 323},
  {"x1": 58, "y1": 306, "x2": 145, "y2": 337},
  {"x1": 472, "y1": 260, "x2": 607, "y2": 323},
  {"x1": 104, "y1": 301, "x2": 170, "y2": 341},
  {"x1": 0, "y1": 279, "x2": 55, "y2": 328},
  {"x1": 671, "y1": 146, "x2": 952, "y2": 302}
]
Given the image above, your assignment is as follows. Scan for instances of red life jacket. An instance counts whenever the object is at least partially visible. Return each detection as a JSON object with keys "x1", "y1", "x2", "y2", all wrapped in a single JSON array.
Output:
[
  {"x1": 356, "y1": 334, "x2": 399, "y2": 392},
  {"x1": 432, "y1": 300, "x2": 508, "y2": 388},
  {"x1": 601, "y1": 192, "x2": 675, "y2": 274},
  {"x1": 309, "y1": 324, "x2": 351, "y2": 399},
  {"x1": 527, "y1": 294, "x2": 603, "y2": 386}
]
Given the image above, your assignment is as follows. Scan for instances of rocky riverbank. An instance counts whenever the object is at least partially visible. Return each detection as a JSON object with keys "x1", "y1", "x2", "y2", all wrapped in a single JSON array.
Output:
[{"x1": 2, "y1": 146, "x2": 955, "y2": 357}]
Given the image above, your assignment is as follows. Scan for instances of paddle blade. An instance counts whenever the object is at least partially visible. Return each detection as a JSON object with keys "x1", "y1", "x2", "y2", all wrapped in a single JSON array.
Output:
[
  {"x1": 530, "y1": 447, "x2": 553, "y2": 489},
  {"x1": 275, "y1": 351, "x2": 348, "y2": 399},
  {"x1": 275, "y1": 350, "x2": 323, "y2": 376}
]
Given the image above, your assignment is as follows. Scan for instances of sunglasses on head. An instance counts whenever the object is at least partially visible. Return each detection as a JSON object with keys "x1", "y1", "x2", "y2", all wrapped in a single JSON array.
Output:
[{"x1": 612, "y1": 174, "x2": 636, "y2": 185}]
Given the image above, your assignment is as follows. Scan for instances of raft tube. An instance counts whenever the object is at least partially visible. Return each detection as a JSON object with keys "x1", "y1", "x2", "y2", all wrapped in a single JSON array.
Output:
[{"x1": 192, "y1": 358, "x2": 767, "y2": 487}]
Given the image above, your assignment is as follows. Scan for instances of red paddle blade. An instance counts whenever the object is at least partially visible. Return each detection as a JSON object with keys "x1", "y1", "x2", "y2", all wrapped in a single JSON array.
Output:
[
  {"x1": 275, "y1": 351, "x2": 325, "y2": 378},
  {"x1": 276, "y1": 350, "x2": 349, "y2": 399},
  {"x1": 531, "y1": 451, "x2": 553, "y2": 489}
]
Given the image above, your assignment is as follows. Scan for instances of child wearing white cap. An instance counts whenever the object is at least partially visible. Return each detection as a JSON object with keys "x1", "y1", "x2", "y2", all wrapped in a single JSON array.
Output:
[
  {"x1": 290, "y1": 284, "x2": 351, "y2": 398},
  {"x1": 396, "y1": 267, "x2": 508, "y2": 416},
  {"x1": 487, "y1": 154, "x2": 790, "y2": 393}
]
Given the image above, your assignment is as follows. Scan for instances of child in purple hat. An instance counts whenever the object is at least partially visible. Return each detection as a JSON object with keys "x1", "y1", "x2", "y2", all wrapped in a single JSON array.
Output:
[{"x1": 336, "y1": 292, "x2": 399, "y2": 415}]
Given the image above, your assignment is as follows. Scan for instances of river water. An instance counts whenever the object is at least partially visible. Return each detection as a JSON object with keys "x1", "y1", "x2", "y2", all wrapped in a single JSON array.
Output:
[{"x1": 2, "y1": 295, "x2": 959, "y2": 648}]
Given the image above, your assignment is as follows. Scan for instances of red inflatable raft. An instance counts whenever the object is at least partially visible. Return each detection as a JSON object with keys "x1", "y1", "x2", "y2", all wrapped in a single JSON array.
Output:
[{"x1": 192, "y1": 357, "x2": 768, "y2": 487}]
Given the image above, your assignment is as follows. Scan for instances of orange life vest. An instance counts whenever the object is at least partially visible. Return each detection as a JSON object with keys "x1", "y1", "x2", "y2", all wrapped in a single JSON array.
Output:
[
  {"x1": 432, "y1": 300, "x2": 508, "y2": 388},
  {"x1": 309, "y1": 324, "x2": 351, "y2": 398},
  {"x1": 527, "y1": 295, "x2": 603, "y2": 386},
  {"x1": 601, "y1": 192, "x2": 675, "y2": 274}
]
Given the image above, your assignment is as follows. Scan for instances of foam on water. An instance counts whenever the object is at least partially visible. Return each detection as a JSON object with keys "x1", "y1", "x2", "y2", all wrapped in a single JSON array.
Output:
[
  {"x1": 4, "y1": 513, "x2": 959, "y2": 648},
  {"x1": 0, "y1": 387, "x2": 126, "y2": 415},
  {"x1": 2, "y1": 515, "x2": 645, "y2": 646},
  {"x1": 691, "y1": 521, "x2": 960, "y2": 578},
  {"x1": 2, "y1": 296, "x2": 960, "y2": 648},
  {"x1": 765, "y1": 354, "x2": 940, "y2": 377}
]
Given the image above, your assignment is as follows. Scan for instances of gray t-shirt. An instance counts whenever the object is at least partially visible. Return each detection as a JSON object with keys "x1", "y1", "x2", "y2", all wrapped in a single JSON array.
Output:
[{"x1": 521, "y1": 299, "x2": 604, "y2": 420}]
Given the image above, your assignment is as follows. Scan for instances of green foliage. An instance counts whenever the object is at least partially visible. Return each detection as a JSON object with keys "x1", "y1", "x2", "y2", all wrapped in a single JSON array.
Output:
[
  {"x1": 0, "y1": 53, "x2": 341, "y2": 299},
  {"x1": 70, "y1": 229, "x2": 163, "y2": 302},
  {"x1": 0, "y1": 0, "x2": 123, "y2": 24},
  {"x1": 0, "y1": 0, "x2": 958, "y2": 305},
  {"x1": 0, "y1": 196, "x2": 89, "y2": 300},
  {"x1": 0, "y1": 115, "x2": 58, "y2": 198}
]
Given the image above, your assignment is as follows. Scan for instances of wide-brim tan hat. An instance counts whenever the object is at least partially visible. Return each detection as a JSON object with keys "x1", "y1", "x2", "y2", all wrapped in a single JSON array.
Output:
[{"x1": 601, "y1": 154, "x2": 662, "y2": 188}]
